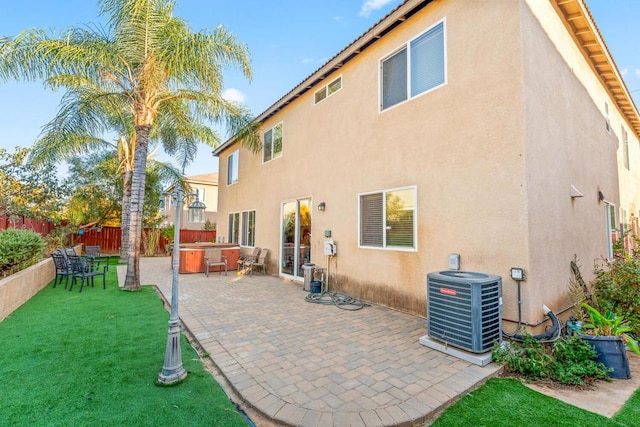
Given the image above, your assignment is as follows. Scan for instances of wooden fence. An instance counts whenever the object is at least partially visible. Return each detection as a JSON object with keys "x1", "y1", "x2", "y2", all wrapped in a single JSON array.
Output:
[
  {"x1": 0, "y1": 218, "x2": 216, "y2": 254},
  {"x1": 73, "y1": 226, "x2": 217, "y2": 254},
  {"x1": 0, "y1": 215, "x2": 55, "y2": 235}
]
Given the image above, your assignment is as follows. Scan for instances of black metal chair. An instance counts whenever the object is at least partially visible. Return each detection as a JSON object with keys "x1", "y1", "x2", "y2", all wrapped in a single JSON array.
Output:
[
  {"x1": 85, "y1": 245, "x2": 109, "y2": 270},
  {"x1": 68, "y1": 255, "x2": 107, "y2": 292},
  {"x1": 51, "y1": 251, "x2": 73, "y2": 289}
]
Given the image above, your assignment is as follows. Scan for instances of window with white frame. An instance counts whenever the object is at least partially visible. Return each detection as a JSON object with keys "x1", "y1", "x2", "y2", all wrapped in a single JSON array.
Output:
[
  {"x1": 263, "y1": 123, "x2": 283, "y2": 163},
  {"x1": 227, "y1": 150, "x2": 239, "y2": 185},
  {"x1": 241, "y1": 210, "x2": 256, "y2": 247},
  {"x1": 359, "y1": 186, "x2": 417, "y2": 249},
  {"x1": 229, "y1": 210, "x2": 256, "y2": 246},
  {"x1": 314, "y1": 76, "x2": 342, "y2": 104},
  {"x1": 605, "y1": 202, "x2": 617, "y2": 259},
  {"x1": 381, "y1": 21, "x2": 445, "y2": 110},
  {"x1": 622, "y1": 126, "x2": 630, "y2": 170},
  {"x1": 159, "y1": 195, "x2": 169, "y2": 212}
]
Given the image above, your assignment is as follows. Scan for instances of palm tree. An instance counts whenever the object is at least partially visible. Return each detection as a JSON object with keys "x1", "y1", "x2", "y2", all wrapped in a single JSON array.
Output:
[
  {"x1": 1, "y1": 0, "x2": 260, "y2": 289},
  {"x1": 30, "y1": 83, "x2": 217, "y2": 262}
]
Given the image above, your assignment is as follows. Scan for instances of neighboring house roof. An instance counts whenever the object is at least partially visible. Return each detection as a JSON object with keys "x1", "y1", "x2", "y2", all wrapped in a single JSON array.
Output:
[
  {"x1": 213, "y1": 0, "x2": 640, "y2": 156},
  {"x1": 552, "y1": 0, "x2": 640, "y2": 138},
  {"x1": 187, "y1": 173, "x2": 219, "y2": 186},
  {"x1": 164, "y1": 173, "x2": 218, "y2": 193}
]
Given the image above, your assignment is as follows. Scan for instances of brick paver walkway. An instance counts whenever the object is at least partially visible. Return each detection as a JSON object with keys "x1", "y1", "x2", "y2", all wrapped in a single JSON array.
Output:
[{"x1": 140, "y1": 257, "x2": 501, "y2": 426}]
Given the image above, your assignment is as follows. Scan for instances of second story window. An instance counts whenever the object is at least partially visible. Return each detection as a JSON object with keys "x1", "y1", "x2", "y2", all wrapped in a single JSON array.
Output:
[
  {"x1": 381, "y1": 21, "x2": 445, "y2": 110},
  {"x1": 263, "y1": 123, "x2": 283, "y2": 163},
  {"x1": 314, "y1": 76, "x2": 342, "y2": 104},
  {"x1": 227, "y1": 150, "x2": 239, "y2": 185},
  {"x1": 622, "y1": 126, "x2": 630, "y2": 170}
]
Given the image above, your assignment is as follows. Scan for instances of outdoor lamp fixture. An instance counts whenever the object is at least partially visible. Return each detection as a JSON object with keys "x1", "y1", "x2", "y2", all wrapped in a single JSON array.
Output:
[
  {"x1": 510, "y1": 267, "x2": 525, "y2": 282},
  {"x1": 318, "y1": 202, "x2": 326, "y2": 212},
  {"x1": 157, "y1": 186, "x2": 206, "y2": 385}
]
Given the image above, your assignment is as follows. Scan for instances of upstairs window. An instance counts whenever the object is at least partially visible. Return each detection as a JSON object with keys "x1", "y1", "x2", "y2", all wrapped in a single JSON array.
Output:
[
  {"x1": 622, "y1": 126, "x2": 630, "y2": 170},
  {"x1": 263, "y1": 123, "x2": 283, "y2": 162},
  {"x1": 381, "y1": 21, "x2": 445, "y2": 110},
  {"x1": 314, "y1": 76, "x2": 342, "y2": 104},
  {"x1": 227, "y1": 150, "x2": 239, "y2": 185},
  {"x1": 359, "y1": 186, "x2": 417, "y2": 250}
]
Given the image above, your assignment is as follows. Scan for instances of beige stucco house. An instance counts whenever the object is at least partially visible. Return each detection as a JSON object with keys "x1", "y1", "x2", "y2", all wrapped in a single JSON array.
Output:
[
  {"x1": 212, "y1": 0, "x2": 640, "y2": 332},
  {"x1": 161, "y1": 173, "x2": 218, "y2": 230}
]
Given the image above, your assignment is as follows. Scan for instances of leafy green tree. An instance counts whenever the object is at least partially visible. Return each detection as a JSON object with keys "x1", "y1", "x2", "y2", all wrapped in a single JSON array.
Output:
[
  {"x1": 0, "y1": 147, "x2": 69, "y2": 225},
  {"x1": 64, "y1": 150, "x2": 163, "y2": 229}
]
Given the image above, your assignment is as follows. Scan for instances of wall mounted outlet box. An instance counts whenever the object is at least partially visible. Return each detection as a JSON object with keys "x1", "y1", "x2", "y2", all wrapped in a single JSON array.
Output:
[{"x1": 448, "y1": 254, "x2": 460, "y2": 270}]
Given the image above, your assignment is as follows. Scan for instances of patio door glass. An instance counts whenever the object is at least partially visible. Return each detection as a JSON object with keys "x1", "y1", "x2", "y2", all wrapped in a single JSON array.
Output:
[{"x1": 281, "y1": 198, "x2": 312, "y2": 278}]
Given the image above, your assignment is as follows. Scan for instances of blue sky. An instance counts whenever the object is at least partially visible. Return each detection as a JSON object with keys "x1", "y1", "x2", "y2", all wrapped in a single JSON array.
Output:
[{"x1": 0, "y1": 0, "x2": 639, "y2": 177}]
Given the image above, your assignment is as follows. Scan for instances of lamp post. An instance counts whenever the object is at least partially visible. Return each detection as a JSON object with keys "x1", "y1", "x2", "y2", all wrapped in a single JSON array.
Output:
[{"x1": 157, "y1": 186, "x2": 206, "y2": 385}]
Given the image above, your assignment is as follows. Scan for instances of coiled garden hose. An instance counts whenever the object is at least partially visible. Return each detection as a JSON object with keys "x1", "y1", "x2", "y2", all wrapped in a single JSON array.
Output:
[{"x1": 305, "y1": 291, "x2": 369, "y2": 310}]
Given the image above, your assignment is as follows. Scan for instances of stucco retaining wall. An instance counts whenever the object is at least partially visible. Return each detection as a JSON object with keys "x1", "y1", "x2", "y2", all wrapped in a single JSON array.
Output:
[
  {"x1": 0, "y1": 245, "x2": 82, "y2": 322},
  {"x1": 0, "y1": 257, "x2": 55, "y2": 322}
]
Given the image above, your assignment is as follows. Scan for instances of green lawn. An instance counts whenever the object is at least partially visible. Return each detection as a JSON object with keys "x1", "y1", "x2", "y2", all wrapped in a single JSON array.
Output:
[
  {"x1": 430, "y1": 377, "x2": 640, "y2": 426},
  {"x1": 0, "y1": 261, "x2": 248, "y2": 426},
  {"x1": 5, "y1": 261, "x2": 640, "y2": 426}
]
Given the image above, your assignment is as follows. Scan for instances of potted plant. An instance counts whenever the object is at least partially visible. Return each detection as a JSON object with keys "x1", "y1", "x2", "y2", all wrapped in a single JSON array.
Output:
[{"x1": 579, "y1": 302, "x2": 640, "y2": 379}]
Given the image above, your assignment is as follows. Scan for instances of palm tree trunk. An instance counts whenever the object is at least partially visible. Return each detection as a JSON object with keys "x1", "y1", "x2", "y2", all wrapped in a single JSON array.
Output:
[
  {"x1": 123, "y1": 124, "x2": 151, "y2": 291},
  {"x1": 119, "y1": 169, "x2": 132, "y2": 263}
]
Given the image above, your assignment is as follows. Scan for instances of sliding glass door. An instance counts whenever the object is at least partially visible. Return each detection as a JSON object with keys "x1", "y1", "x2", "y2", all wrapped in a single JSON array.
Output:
[{"x1": 281, "y1": 198, "x2": 312, "y2": 278}]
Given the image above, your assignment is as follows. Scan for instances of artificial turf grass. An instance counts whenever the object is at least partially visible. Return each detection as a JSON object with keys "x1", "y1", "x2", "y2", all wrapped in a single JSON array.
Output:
[
  {"x1": 430, "y1": 378, "x2": 625, "y2": 427},
  {"x1": 0, "y1": 262, "x2": 247, "y2": 426},
  {"x1": 614, "y1": 387, "x2": 640, "y2": 425}
]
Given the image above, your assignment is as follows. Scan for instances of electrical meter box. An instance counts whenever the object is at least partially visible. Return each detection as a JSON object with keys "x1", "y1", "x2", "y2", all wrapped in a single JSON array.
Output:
[{"x1": 324, "y1": 239, "x2": 336, "y2": 256}]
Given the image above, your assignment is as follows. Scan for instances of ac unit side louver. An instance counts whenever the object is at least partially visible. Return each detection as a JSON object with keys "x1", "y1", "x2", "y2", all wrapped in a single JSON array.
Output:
[{"x1": 427, "y1": 271, "x2": 502, "y2": 354}]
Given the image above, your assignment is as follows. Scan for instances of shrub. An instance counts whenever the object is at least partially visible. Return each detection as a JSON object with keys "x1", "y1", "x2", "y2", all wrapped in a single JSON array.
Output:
[
  {"x1": 492, "y1": 335, "x2": 610, "y2": 385},
  {"x1": 590, "y1": 238, "x2": 640, "y2": 335},
  {"x1": 0, "y1": 229, "x2": 47, "y2": 277}
]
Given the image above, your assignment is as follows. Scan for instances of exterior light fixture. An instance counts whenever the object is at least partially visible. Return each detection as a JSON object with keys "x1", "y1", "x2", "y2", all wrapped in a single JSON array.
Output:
[
  {"x1": 157, "y1": 185, "x2": 205, "y2": 385},
  {"x1": 318, "y1": 202, "x2": 326, "y2": 212},
  {"x1": 510, "y1": 267, "x2": 525, "y2": 281}
]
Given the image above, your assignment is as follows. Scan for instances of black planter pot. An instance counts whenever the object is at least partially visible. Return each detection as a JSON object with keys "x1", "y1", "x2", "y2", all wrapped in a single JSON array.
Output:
[{"x1": 579, "y1": 335, "x2": 631, "y2": 379}]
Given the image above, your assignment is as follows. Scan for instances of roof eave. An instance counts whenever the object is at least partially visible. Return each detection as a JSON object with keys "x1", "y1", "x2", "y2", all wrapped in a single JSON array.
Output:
[
  {"x1": 552, "y1": 0, "x2": 640, "y2": 139},
  {"x1": 213, "y1": 0, "x2": 432, "y2": 156}
]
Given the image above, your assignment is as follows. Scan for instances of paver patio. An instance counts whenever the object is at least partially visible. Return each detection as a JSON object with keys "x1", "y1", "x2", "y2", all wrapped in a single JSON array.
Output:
[{"x1": 140, "y1": 256, "x2": 502, "y2": 426}]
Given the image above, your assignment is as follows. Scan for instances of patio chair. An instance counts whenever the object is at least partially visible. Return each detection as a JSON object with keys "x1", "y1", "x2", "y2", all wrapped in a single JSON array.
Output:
[
  {"x1": 51, "y1": 251, "x2": 73, "y2": 289},
  {"x1": 237, "y1": 247, "x2": 261, "y2": 272},
  {"x1": 247, "y1": 248, "x2": 268, "y2": 277},
  {"x1": 204, "y1": 248, "x2": 228, "y2": 276},
  {"x1": 63, "y1": 246, "x2": 77, "y2": 257},
  {"x1": 68, "y1": 255, "x2": 107, "y2": 292},
  {"x1": 85, "y1": 245, "x2": 109, "y2": 270}
]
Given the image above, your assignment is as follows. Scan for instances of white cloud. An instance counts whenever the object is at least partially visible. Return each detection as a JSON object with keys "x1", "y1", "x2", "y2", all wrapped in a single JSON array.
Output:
[
  {"x1": 359, "y1": 0, "x2": 397, "y2": 17},
  {"x1": 333, "y1": 15, "x2": 344, "y2": 22},
  {"x1": 635, "y1": 68, "x2": 640, "y2": 79},
  {"x1": 222, "y1": 88, "x2": 245, "y2": 104},
  {"x1": 620, "y1": 67, "x2": 628, "y2": 77}
]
